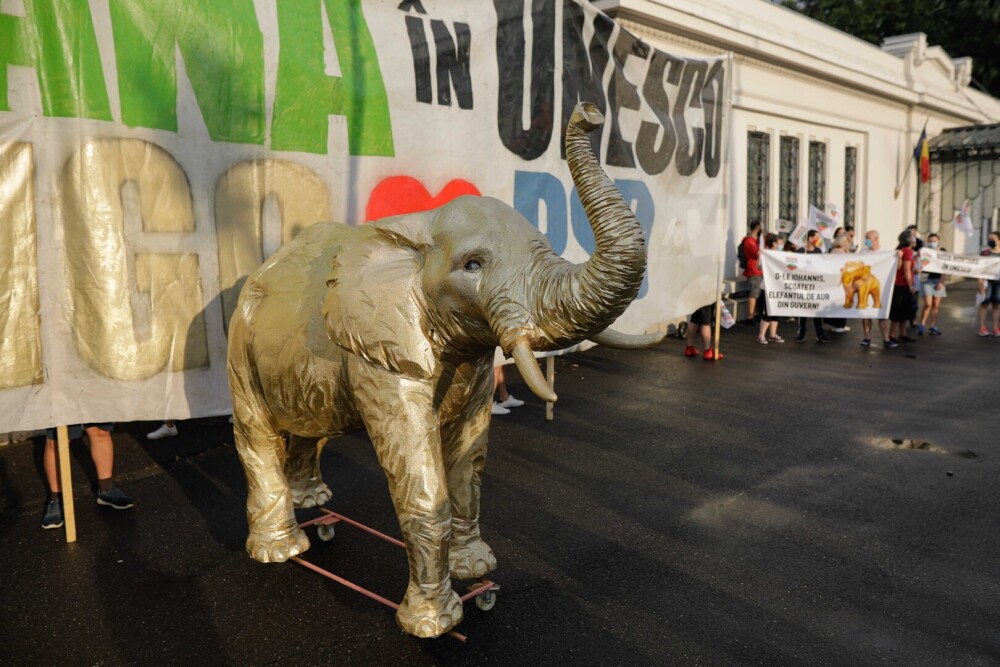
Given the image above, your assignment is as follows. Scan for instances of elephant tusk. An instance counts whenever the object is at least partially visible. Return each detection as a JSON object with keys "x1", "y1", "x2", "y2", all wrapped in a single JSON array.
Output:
[
  {"x1": 589, "y1": 327, "x2": 665, "y2": 349},
  {"x1": 511, "y1": 340, "x2": 557, "y2": 403}
]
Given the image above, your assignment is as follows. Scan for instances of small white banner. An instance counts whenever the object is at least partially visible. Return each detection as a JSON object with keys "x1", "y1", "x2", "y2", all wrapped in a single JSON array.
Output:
[
  {"x1": 761, "y1": 250, "x2": 898, "y2": 319},
  {"x1": 919, "y1": 248, "x2": 1000, "y2": 280}
]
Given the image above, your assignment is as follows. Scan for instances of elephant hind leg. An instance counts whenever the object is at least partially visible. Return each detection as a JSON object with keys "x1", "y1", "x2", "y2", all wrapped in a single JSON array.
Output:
[{"x1": 285, "y1": 435, "x2": 332, "y2": 508}]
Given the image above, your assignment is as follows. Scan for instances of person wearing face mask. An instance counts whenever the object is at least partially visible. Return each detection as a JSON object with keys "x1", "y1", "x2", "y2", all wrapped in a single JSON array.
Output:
[
  {"x1": 756, "y1": 233, "x2": 785, "y2": 344},
  {"x1": 858, "y1": 230, "x2": 894, "y2": 347},
  {"x1": 795, "y1": 230, "x2": 830, "y2": 343},
  {"x1": 977, "y1": 231, "x2": 1000, "y2": 336},
  {"x1": 888, "y1": 230, "x2": 917, "y2": 345},
  {"x1": 918, "y1": 233, "x2": 946, "y2": 335}
]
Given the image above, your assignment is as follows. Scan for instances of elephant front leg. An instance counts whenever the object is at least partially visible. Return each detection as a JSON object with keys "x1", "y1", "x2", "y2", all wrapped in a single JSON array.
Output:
[
  {"x1": 285, "y1": 435, "x2": 332, "y2": 508},
  {"x1": 353, "y1": 362, "x2": 461, "y2": 638},
  {"x1": 442, "y1": 406, "x2": 496, "y2": 581}
]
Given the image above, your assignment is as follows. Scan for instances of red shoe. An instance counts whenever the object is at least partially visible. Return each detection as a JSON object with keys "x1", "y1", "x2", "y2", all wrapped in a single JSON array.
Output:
[
  {"x1": 683, "y1": 345, "x2": 699, "y2": 357},
  {"x1": 703, "y1": 348, "x2": 724, "y2": 360}
]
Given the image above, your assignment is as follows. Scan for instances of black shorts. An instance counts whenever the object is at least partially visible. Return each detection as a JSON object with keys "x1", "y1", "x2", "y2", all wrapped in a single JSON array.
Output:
[
  {"x1": 45, "y1": 423, "x2": 114, "y2": 441},
  {"x1": 889, "y1": 287, "x2": 916, "y2": 322},
  {"x1": 689, "y1": 304, "x2": 717, "y2": 327}
]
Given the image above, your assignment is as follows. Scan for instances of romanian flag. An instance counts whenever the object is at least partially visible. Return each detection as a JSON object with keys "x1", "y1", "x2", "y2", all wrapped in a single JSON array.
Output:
[{"x1": 914, "y1": 128, "x2": 930, "y2": 184}]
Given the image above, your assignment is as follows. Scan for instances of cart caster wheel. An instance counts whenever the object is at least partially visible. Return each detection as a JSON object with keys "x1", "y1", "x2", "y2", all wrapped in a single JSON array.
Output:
[
  {"x1": 316, "y1": 524, "x2": 335, "y2": 542},
  {"x1": 475, "y1": 590, "x2": 496, "y2": 612}
]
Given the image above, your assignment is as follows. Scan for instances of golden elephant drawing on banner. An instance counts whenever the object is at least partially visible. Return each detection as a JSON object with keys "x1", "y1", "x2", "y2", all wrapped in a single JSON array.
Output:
[
  {"x1": 841, "y1": 260, "x2": 882, "y2": 309},
  {"x1": 226, "y1": 103, "x2": 661, "y2": 638}
]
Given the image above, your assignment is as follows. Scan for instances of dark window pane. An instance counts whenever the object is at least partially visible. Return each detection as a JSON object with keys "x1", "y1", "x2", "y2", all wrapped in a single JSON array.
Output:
[
  {"x1": 779, "y1": 136, "x2": 799, "y2": 224},
  {"x1": 844, "y1": 146, "x2": 857, "y2": 227},
  {"x1": 747, "y1": 131, "x2": 770, "y2": 228},
  {"x1": 808, "y1": 141, "x2": 826, "y2": 208}
]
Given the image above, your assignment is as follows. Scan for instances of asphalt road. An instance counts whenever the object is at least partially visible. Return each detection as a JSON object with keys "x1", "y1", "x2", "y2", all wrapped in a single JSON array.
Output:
[{"x1": 1, "y1": 281, "x2": 998, "y2": 666}]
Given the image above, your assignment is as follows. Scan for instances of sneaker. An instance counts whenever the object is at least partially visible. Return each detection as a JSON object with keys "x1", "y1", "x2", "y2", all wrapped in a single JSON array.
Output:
[
  {"x1": 899, "y1": 335, "x2": 916, "y2": 343},
  {"x1": 756, "y1": 337, "x2": 768, "y2": 345},
  {"x1": 859, "y1": 338, "x2": 871, "y2": 347},
  {"x1": 498, "y1": 395, "x2": 524, "y2": 408},
  {"x1": 768, "y1": 335, "x2": 785, "y2": 343},
  {"x1": 795, "y1": 334, "x2": 806, "y2": 343},
  {"x1": 147, "y1": 423, "x2": 178, "y2": 440},
  {"x1": 703, "y1": 349, "x2": 724, "y2": 360},
  {"x1": 683, "y1": 345, "x2": 699, "y2": 357},
  {"x1": 832, "y1": 326, "x2": 851, "y2": 333},
  {"x1": 928, "y1": 327, "x2": 942, "y2": 336},
  {"x1": 41, "y1": 499, "x2": 64, "y2": 530},
  {"x1": 817, "y1": 336, "x2": 831, "y2": 343},
  {"x1": 883, "y1": 339, "x2": 899, "y2": 348},
  {"x1": 490, "y1": 402, "x2": 510, "y2": 416},
  {"x1": 916, "y1": 325, "x2": 925, "y2": 335},
  {"x1": 96, "y1": 486, "x2": 134, "y2": 510},
  {"x1": 978, "y1": 326, "x2": 990, "y2": 337},
  {"x1": 994, "y1": 328, "x2": 1000, "y2": 337}
]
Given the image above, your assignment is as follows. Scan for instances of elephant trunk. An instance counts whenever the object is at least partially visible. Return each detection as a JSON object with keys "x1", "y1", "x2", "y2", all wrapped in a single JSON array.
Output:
[{"x1": 529, "y1": 103, "x2": 647, "y2": 350}]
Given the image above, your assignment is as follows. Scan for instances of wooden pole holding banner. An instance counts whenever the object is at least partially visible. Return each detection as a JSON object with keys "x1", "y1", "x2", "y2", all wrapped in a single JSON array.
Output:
[
  {"x1": 56, "y1": 425, "x2": 77, "y2": 543},
  {"x1": 545, "y1": 356, "x2": 555, "y2": 421}
]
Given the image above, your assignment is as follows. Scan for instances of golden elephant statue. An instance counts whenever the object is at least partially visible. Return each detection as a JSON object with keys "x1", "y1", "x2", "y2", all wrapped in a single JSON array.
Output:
[
  {"x1": 227, "y1": 103, "x2": 660, "y2": 639},
  {"x1": 841, "y1": 261, "x2": 882, "y2": 309}
]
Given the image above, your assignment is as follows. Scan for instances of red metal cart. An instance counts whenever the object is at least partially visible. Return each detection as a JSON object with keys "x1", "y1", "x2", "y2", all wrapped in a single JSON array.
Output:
[{"x1": 293, "y1": 507, "x2": 499, "y2": 642}]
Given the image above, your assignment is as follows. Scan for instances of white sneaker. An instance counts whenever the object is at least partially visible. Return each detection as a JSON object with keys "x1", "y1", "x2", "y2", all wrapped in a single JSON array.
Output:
[
  {"x1": 832, "y1": 326, "x2": 851, "y2": 333},
  {"x1": 498, "y1": 395, "x2": 524, "y2": 408},
  {"x1": 490, "y1": 402, "x2": 510, "y2": 415},
  {"x1": 147, "y1": 424, "x2": 178, "y2": 440}
]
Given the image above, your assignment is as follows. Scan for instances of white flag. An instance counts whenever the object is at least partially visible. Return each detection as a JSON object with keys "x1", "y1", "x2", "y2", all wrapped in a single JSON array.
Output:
[
  {"x1": 808, "y1": 204, "x2": 837, "y2": 240},
  {"x1": 953, "y1": 200, "x2": 974, "y2": 237}
]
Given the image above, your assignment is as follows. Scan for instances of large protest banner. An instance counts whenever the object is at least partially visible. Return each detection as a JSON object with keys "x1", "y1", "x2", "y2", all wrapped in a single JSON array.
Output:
[
  {"x1": 919, "y1": 248, "x2": 1000, "y2": 280},
  {"x1": 761, "y1": 251, "x2": 898, "y2": 319},
  {"x1": 0, "y1": 1, "x2": 729, "y2": 433}
]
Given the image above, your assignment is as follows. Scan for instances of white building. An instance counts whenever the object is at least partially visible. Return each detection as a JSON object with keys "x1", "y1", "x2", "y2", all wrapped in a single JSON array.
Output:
[{"x1": 597, "y1": 0, "x2": 1000, "y2": 283}]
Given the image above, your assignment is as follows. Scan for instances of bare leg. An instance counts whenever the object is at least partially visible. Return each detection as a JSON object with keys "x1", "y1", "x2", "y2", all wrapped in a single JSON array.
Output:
[
  {"x1": 862, "y1": 319, "x2": 872, "y2": 339},
  {"x1": 86, "y1": 426, "x2": 114, "y2": 481},
  {"x1": 44, "y1": 438, "x2": 59, "y2": 493},
  {"x1": 700, "y1": 324, "x2": 712, "y2": 351},
  {"x1": 493, "y1": 365, "x2": 510, "y2": 402},
  {"x1": 878, "y1": 319, "x2": 891, "y2": 342}
]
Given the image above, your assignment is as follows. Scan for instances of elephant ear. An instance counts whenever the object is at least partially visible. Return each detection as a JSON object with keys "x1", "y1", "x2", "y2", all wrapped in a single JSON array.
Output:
[{"x1": 323, "y1": 221, "x2": 438, "y2": 380}]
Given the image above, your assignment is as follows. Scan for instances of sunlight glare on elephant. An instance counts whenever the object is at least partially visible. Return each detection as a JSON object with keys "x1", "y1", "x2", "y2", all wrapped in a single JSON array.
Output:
[{"x1": 227, "y1": 102, "x2": 656, "y2": 638}]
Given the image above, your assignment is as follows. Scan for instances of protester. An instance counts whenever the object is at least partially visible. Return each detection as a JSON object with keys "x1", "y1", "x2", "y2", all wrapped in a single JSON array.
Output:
[
  {"x1": 756, "y1": 233, "x2": 784, "y2": 344},
  {"x1": 492, "y1": 364, "x2": 524, "y2": 415},
  {"x1": 858, "y1": 230, "x2": 894, "y2": 347},
  {"x1": 977, "y1": 231, "x2": 1000, "y2": 337},
  {"x1": 796, "y1": 230, "x2": 829, "y2": 343},
  {"x1": 888, "y1": 230, "x2": 917, "y2": 345},
  {"x1": 825, "y1": 232, "x2": 851, "y2": 333},
  {"x1": 147, "y1": 420, "x2": 178, "y2": 440},
  {"x1": 684, "y1": 303, "x2": 724, "y2": 360},
  {"x1": 845, "y1": 225, "x2": 857, "y2": 252},
  {"x1": 741, "y1": 221, "x2": 763, "y2": 322},
  {"x1": 42, "y1": 424, "x2": 134, "y2": 530},
  {"x1": 918, "y1": 233, "x2": 946, "y2": 335}
]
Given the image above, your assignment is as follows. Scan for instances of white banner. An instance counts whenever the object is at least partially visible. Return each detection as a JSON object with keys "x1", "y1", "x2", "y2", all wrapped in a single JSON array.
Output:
[
  {"x1": 0, "y1": 1, "x2": 730, "y2": 433},
  {"x1": 919, "y1": 248, "x2": 1000, "y2": 280},
  {"x1": 761, "y1": 250, "x2": 898, "y2": 319}
]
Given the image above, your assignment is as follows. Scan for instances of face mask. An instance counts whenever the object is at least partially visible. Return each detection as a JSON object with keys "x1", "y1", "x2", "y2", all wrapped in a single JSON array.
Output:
[
  {"x1": 864, "y1": 238, "x2": 874, "y2": 249},
  {"x1": 990, "y1": 240, "x2": 998, "y2": 249},
  {"x1": 813, "y1": 237, "x2": 822, "y2": 247},
  {"x1": 928, "y1": 241, "x2": 939, "y2": 249},
  {"x1": 775, "y1": 242, "x2": 784, "y2": 251}
]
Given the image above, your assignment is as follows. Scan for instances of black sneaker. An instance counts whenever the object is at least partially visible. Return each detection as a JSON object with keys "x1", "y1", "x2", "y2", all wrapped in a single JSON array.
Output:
[
  {"x1": 41, "y1": 499, "x2": 64, "y2": 529},
  {"x1": 795, "y1": 334, "x2": 806, "y2": 343},
  {"x1": 96, "y1": 486, "x2": 134, "y2": 510},
  {"x1": 859, "y1": 338, "x2": 871, "y2": 347},
  {"x1": 884, "y1": 339, "x2": 899, "y2": 348},
  {"x1": 817, "y1": 336, "x2": 831, "y2": 343}
]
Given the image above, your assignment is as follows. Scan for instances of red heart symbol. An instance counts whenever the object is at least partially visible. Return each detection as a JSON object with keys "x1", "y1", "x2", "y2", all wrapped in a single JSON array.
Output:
[{"x1": 365, "y1": 177, "x2": 481, "y2": 222}]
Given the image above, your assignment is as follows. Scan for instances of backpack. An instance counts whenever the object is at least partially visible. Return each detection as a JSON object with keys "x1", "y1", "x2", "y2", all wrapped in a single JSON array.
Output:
[{"x1": 738, "y1": 237, "x2": 748, "y2": 269}]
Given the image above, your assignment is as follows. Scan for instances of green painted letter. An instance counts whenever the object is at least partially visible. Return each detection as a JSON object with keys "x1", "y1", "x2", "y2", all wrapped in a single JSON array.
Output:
[
  {"x1": 0, "y1": 0, "x2": 111, "y2": 119},
  {"x1": 272, "y1": 0, "x2": 393, "y2": 155},
  {"x1": 109, "y1": 0, "x2": 265, "y2": 144}
]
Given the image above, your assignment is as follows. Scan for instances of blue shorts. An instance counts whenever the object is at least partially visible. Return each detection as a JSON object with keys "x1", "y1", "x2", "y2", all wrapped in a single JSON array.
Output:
[{"x1": 45, "y1": 423, "x2": 114, "y2": 441}]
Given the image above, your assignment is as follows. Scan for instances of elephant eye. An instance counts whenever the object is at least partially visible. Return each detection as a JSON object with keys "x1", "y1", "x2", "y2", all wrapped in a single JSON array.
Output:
[{"x1": 464, "y1": 259, "x2": 482, "y2": 272}]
